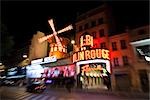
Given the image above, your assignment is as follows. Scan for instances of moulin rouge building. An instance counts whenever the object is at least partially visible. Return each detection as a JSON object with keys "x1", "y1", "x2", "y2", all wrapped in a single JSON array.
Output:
[
  {"x1": 27, "y1": 4, "x2": 149, "y2": 92},
  {"x1": 73, "y1": 4, "x2": 149, "y2": 92}
]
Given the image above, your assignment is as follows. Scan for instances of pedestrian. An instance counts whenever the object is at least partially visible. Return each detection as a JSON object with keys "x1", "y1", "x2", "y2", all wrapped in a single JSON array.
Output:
[{"x1": 65, "y1": 79, "x2": 72, "y2": 93}]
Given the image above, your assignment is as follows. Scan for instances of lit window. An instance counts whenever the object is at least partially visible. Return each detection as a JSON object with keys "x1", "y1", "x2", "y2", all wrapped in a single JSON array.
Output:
[
  {"x1": 114, "y1": 58, "x2": 119, "y2": 66},
  {"x1": 120, "y1": 40, "x2": 127, "y2": 49},
  {"x1": 122, "y1": 56, "x2": 129, "y2": 65},
  {"x1": 99, "y1": 29, "x2": 105, "y2": 37},
  {"x1": 100, "y1": 42, "x2": 106, "y2": 49},
  {"x1": 112, "y1": 42, "x2": 117, "y2": 51}
]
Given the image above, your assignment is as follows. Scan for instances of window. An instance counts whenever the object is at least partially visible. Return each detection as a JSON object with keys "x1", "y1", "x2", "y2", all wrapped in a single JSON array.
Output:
[
  {"x1": 98, "y1": 18, "x2": 104, "y2": 25},
  {"x1": 79, "y1": 26, "x2": 83, "y2": 32},
  {"x1": 84, "y1": 23, "x2": 89, "y2": 29},
  {"x1": 112, "y1": 42, "x2": 117, "y2": 51},
  {"x1": 120, "y1": 40, "x2": 127, "y2": 49},
  {"x1": 99, "y1": 29, "x2": 105, "y2": 37},
  {"x1": 91, "y1": 21, "x2": 96, "y2": 27},
  {"x1": 122, "y1": 56, "x2": 129, "y2": 65},
  {"x1": 92, "y1": 32, "x2": 96, "y2": 38},
  {"x1": 100, "y1": 42, "x2": 106, "y2": 49},
  {"x1": 113, "y1": 58, "x2": 119, "y2": 66},
  {"x1": 138, "y1": 29, "x2": 146, "y2": 35}
]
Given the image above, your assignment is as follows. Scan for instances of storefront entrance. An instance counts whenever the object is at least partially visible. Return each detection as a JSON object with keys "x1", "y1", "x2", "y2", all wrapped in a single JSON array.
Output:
[
  {"x1": 115, "y1": 74, "x2": 131, "y2": 91},
  {"x1": 139, "y1": 70, "x2": 149, "y2": 92},
  {"x1": 77, "y1": 63, "x2": 111, "y2": 90}
]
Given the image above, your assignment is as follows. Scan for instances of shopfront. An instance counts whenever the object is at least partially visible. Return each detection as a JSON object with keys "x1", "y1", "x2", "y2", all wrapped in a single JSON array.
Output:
[
  {"x1": 5, "y1": 67, "x2": 26, "y2": 86},
  {"x1": 74, "y1": 50, "x2": 111, "y2": 89},
  {"x1": 73, "y1": 34, "x2": 111, "y2": 90},
  {"x1": 42, "y1": 64, "x2": 75, "y2": 87}
]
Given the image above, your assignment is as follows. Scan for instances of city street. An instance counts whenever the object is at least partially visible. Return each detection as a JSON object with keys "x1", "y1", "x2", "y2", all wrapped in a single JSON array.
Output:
[{"x1": 0, "y1": 86, "x2": 148, "y2": 100}]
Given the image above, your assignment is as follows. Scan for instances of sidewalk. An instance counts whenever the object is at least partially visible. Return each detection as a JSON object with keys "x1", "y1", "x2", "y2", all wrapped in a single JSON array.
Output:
[{"x1": 47, "y1": 87, "x2": 149, "y2": 99}]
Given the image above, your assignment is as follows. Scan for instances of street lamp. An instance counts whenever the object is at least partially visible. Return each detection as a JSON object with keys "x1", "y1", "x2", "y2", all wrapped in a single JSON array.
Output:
[
  {"x1": 71, "y1": 40, "x2": 75, "y2": 45},
  {"x1": 0, "y1": 62, "x2": 2, "y2": 66},
  {"x1": 23, "y1": 54, "x2": 27, "y2": 58}
]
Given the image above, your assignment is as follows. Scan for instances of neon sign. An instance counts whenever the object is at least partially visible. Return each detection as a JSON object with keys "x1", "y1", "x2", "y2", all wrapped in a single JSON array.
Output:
[
  {"x1": 81, "y1": 64, "x2": 108, "y2": 77},
  {"x1": 43, "y1": 64, "x2": 75, "y2": 78},
  {"x1": 50, "y1": 44, "x2": 67, "y2": 53},
  {"x1": 81, "y1": 65, "x2": 103, "y2": 74},
  {"x1": 80, "y1": 35, "x2": 93, "y2": 47},
  {"x1": 73, "y1": 49, "x2": 110, "y2": 63},
  {"x1": 31, "y1": 56, "x2": 57, "y2": 65}
]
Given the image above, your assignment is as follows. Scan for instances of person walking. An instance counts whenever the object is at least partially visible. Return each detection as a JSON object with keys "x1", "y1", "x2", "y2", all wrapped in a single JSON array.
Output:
[{"x1": 65, "y1": 79, "x2": 72, "y2": 93}]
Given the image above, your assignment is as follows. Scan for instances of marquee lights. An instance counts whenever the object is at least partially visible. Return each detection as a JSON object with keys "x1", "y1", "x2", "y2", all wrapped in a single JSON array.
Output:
[
  {"x1": 73, "y1": 49, "x2": 110, "y2": 63},
  {"x1": 81, "y1": 64, "x2": 108, "y2": 77},
  {"x1": 73, "y1": 33, "x2": 111, "y2": 76},
  {"x1": 81, "y1": 65, "x2": 103, "y2": 74},
  {"x1": 76, "y1": 59, "x2": 111, "y2": 74}
]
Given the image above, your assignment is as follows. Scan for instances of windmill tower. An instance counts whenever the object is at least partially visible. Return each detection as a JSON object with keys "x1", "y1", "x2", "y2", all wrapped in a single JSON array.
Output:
[{"x1": 38, "y1": 19, "x2": 73, "y2": 59}]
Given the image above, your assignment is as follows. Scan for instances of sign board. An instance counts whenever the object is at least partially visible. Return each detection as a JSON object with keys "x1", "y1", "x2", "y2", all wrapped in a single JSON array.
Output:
[{"x1": 31, "y1": 56, "x2": 57, "y2": 65}]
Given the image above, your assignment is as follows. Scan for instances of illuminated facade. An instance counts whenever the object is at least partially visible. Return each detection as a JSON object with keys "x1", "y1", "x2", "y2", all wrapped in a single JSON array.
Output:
[
  {"x1": 38, "y1": 19, "x2": 73, "y2": 60},
  {"x1": 48, "y1": 37, "x2": 70, "y2": 59},
  {"x1": 74, "y1": 4, "x2": 149, "y2": 92},
  {"x1": 74, "y1": 4, "x2": 113, "y2": 90},
  {"x1": 73, "y1": 33, "x2": 111, "y2": 89}
]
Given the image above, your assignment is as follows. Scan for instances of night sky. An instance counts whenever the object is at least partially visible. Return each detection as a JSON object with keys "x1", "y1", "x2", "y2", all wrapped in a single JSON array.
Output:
[{"x1": 1, "y1": 1, "x2": 149, "y2": 50}]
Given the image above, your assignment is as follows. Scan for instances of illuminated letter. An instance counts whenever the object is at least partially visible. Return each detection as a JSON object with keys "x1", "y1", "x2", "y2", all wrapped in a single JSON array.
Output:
[
  {"x1": 102, "y1": 49, "x2": 109, "y2": 59},
  {"x1": 50, "y1": 45, "x2": 54, "y2": 52},
  {"x1": 54, "y1": 46, "x2": 57, "y2": 51},
  {"x1": 73, "y1": 53, "x2": 77, "y2": 63},
  {"x1": 58, "y1": 46, "x2": 62, "y2": 52},
  {"x1": 91, "y1": 36, "x2": 93, "y2": 47},
  {"x1": 77, "y1": 52, "x2": 80, "y2": 61},
  {"x1": 79, "y1": 51, "x2": 84, "y2": 61},
  {"x1": 80, "y1": 36, "x2": 83, "y2": 47},
  {"x1": 86, "y1": 35, "x2": 91, "y2": 46},
  {"x1": 81, "y1": 65, "x2": 88, "y2": 75},
  {"x1": 85, "y1": 50, "x2": 90, "y2": 60},
  {"x1": 96, "y1": 49, "x2": 102, "y2": 58},
  {"x1": 91, "y1": 50, "x2": 96, "y2": 59}
]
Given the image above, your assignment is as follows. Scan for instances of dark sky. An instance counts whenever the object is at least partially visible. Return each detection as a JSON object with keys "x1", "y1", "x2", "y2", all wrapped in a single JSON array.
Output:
[{"x1": 1, "y1": 1, "x2": 149, "y2": 49}]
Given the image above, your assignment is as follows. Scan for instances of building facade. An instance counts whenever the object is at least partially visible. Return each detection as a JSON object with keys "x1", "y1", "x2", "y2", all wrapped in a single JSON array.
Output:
[
  {"x1": 129, "y1": 25, "x2": 150, "y2": 92},
  {"x1": 74, "y1": 4, "x2": 149, "y2": 92},
  {"x1": 109, "y1": 32, "x2": 135, "y2": 91},
  {"x1": 74, "y1": 4, "x2": 113, "y2": 90}
]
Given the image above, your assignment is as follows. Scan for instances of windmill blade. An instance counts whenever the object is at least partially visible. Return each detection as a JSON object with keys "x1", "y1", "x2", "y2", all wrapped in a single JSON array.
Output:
[
  {"x1": 38, "y1": 34, "x2": 53, "y2": 43},
  {"x1": 38, "y1": 25, "x2": 73, "y2": 43},
  {"x1": 48, "y1": 19, "x2": 56, "y2": 33},
  {"x1": 54, "y1": 34, "x2": 63, "y2": 47},
  {"x1": 48, "y1": 19, "x2": 63, "y2": 48},
  {"x1": 57, "y1": 25, "x2": 73, "y2": 34},
  {"x1": 48, "y1": 19, "x2": 62, "y2": 47}
]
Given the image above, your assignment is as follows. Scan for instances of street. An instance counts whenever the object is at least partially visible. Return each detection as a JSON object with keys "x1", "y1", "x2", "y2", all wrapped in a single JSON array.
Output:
[{"x1": 0, "y1": 86, "x2": 148, "y2": 100}]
